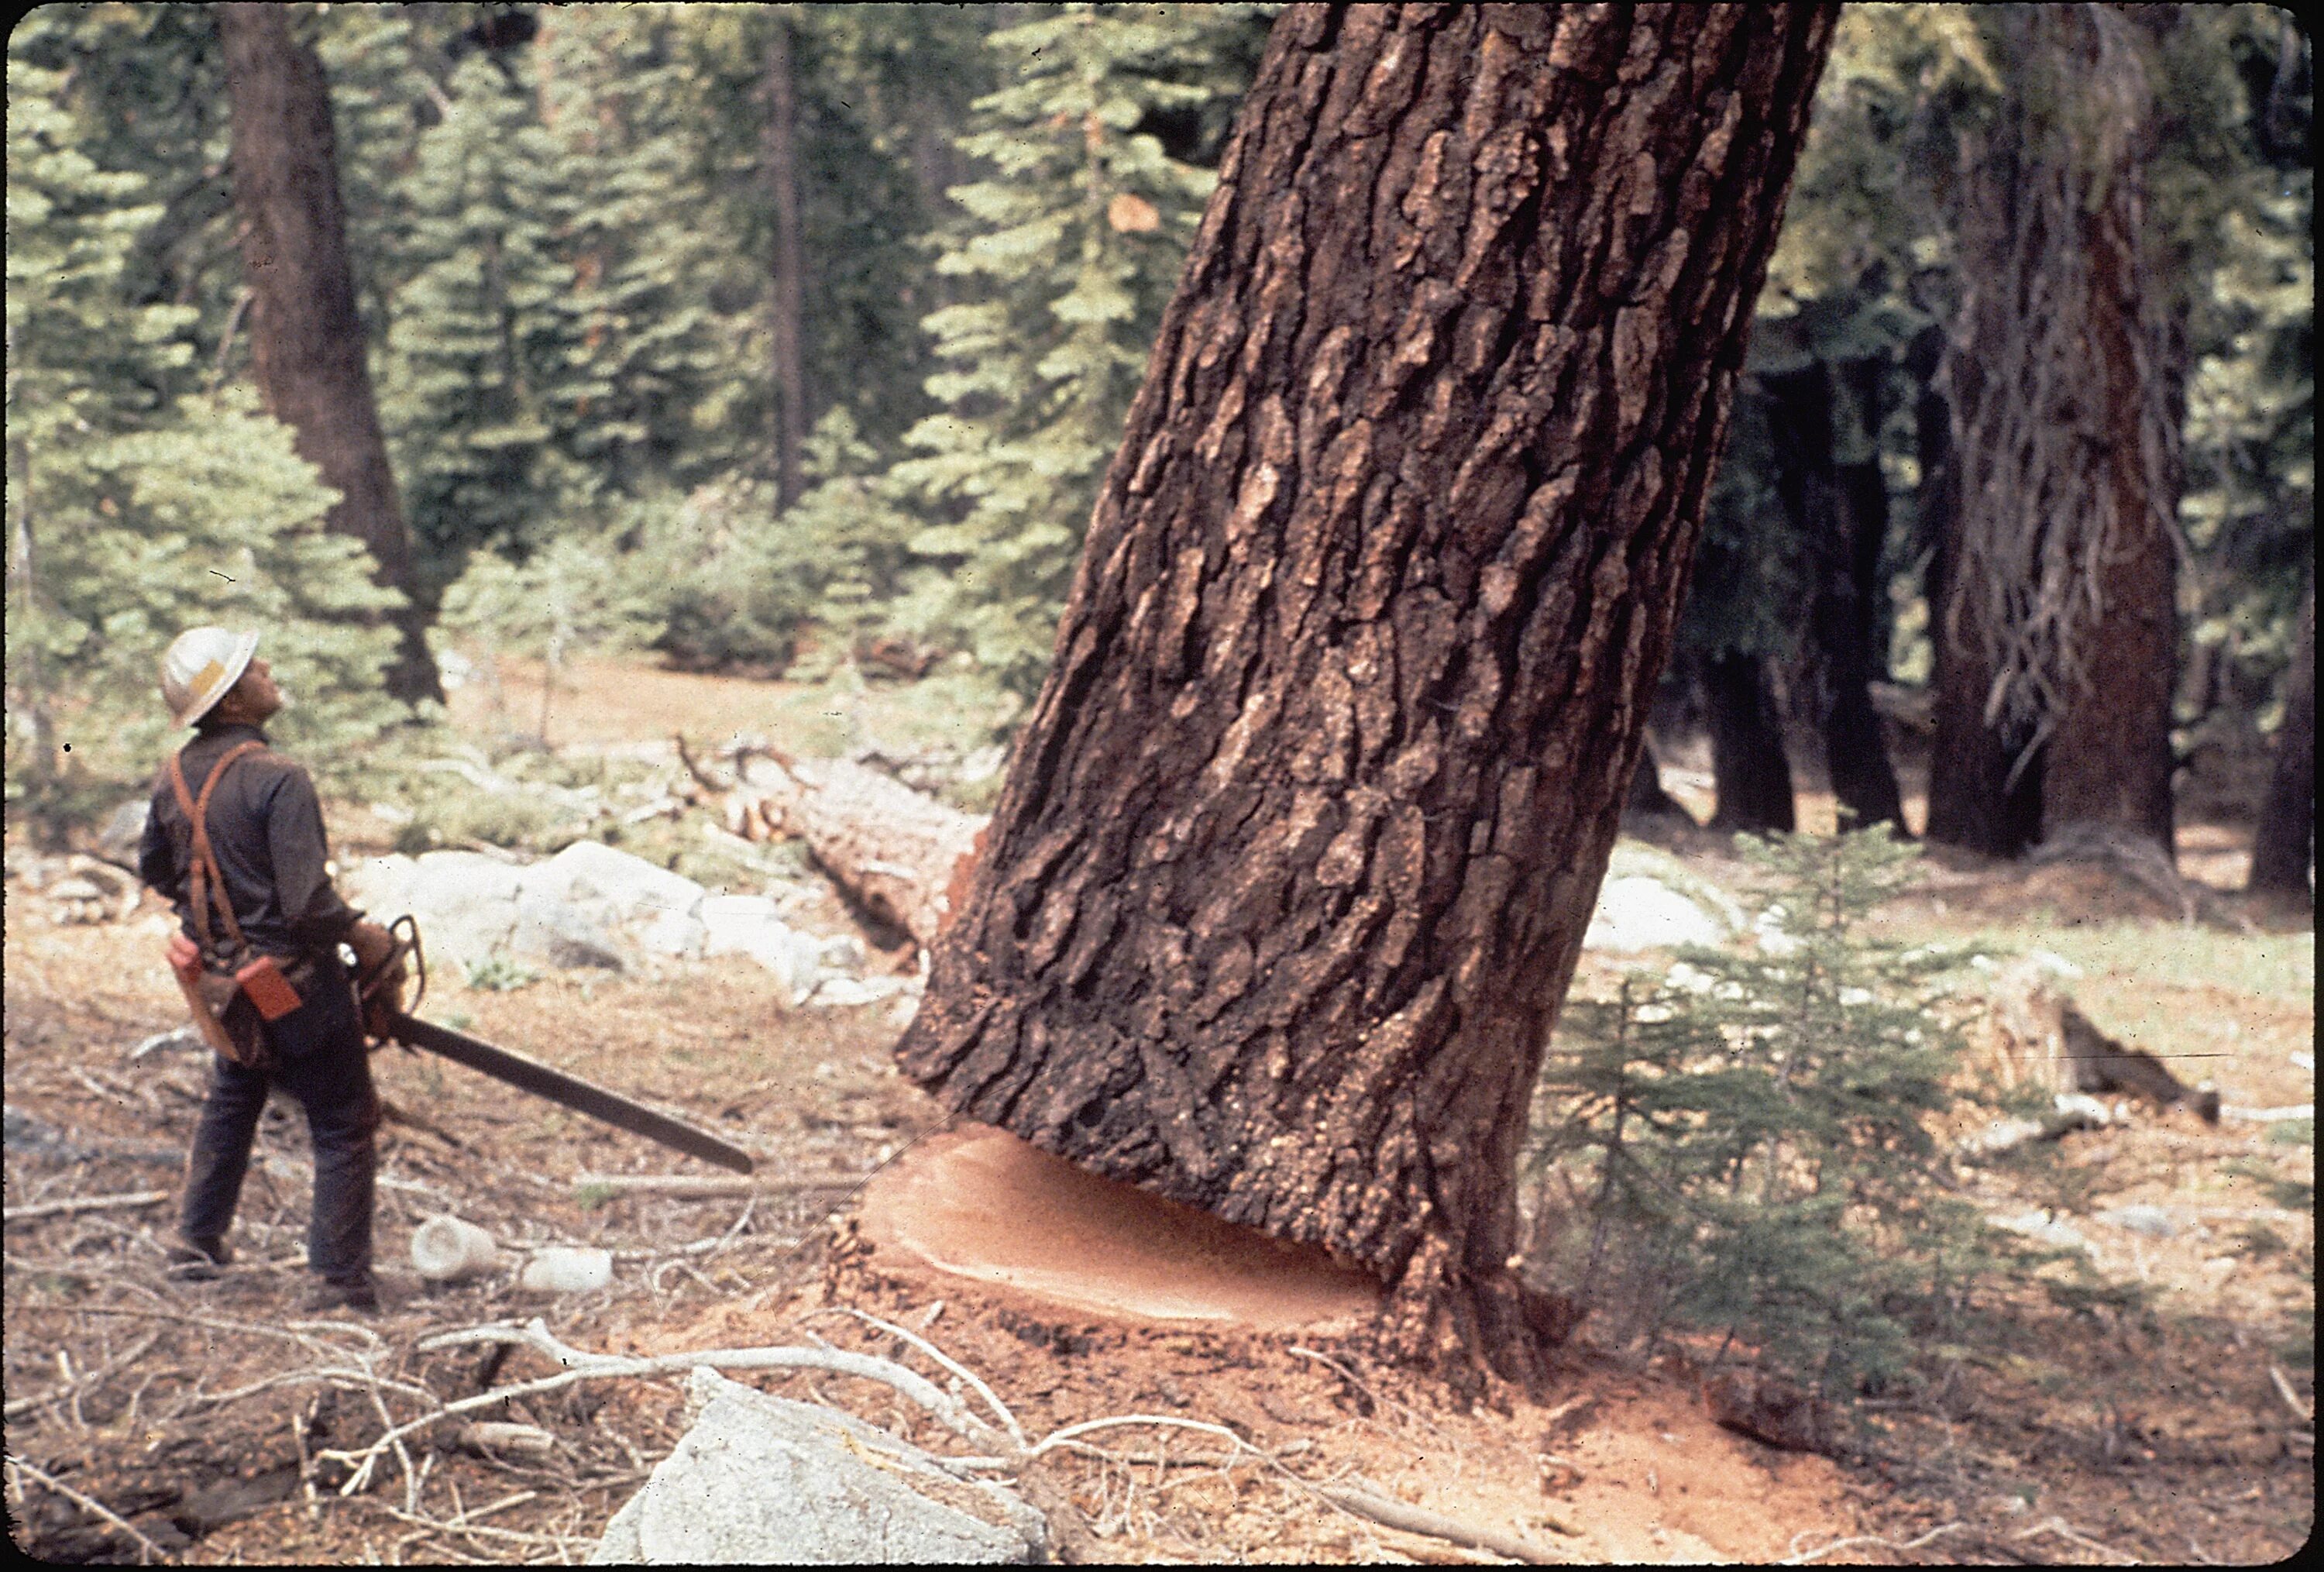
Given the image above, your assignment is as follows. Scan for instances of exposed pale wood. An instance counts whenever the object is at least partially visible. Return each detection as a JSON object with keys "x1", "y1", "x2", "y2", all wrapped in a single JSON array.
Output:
[{"x1": 741, "y1": 756, "x2": 985, "y2": 949}]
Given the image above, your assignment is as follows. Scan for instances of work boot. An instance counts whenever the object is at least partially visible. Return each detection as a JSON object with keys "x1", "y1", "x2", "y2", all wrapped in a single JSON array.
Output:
[
  {"x1": 164, "y1": 1236, "x2": 232, "y2": 1281},
  {"x1": 298, "y1": 1274, "x2": 380, "y2": 1316}
]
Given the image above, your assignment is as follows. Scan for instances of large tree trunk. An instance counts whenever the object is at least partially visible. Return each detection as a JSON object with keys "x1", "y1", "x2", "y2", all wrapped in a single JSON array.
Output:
[
  {"x1": 2250, "y1": 575, "x2": 2316, "y2": 896},
  {"x1": 1919, "y1": 324, "x2": 2043, "y2": 855},
  {"x1": 761, "y1": 15, "x2": 807, "y2": 509},
  {"x1": 897, "y1": 4, "x2": 1836, "y2": 1385},
  {"x1": 215, "y1": 3, "x2": 439, "y2": 705},
  {"x1": 1765, "y1": 359, "x2": 1906, "y2": 833},
  {"x1": 1930, "y1": 7, "x2": 2177, "y2": 862},
  {"x1": 1705, "y1": 651, "x2": 1796, "y2": 833}
]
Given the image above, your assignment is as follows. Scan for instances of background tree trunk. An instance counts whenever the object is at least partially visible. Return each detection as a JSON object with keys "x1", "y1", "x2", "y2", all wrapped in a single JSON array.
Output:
[
  {"x1": 1706, "y1": 651, "x2": 1796, "y2": 833},
  {"x1": 1625, "y1": 736, "x2": 1686, "y2": 823},
  {"x1": 1766, "y1": 359, "x2": 1906, "y2": 833},
  {"x1": 1928, "y1": 7, "x2": 2177, "y2": 863},
  {"x1": 215, "y1": 2, "x2": 439, "y2": 705},
  {"x1": 897, "y1": 3, "x2": 1836, "y2": 1384},
  {"x1": 762, "y1": 14, "x2": 807, "y2": 508},
  {"x1": 2249, "y1": 574, "x2": 2315, "y2": 896}
]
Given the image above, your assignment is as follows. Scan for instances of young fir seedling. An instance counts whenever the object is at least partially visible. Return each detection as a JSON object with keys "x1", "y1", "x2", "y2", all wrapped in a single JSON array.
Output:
[{"x1": 1528, "y1": 827, "x2": 2029, "y2": 1410}]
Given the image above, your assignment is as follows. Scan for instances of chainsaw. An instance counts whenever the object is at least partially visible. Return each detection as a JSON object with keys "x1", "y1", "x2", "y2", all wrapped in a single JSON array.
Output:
[{"x1": 353, "y1": 916, "x2": 755, "y2": 1175}]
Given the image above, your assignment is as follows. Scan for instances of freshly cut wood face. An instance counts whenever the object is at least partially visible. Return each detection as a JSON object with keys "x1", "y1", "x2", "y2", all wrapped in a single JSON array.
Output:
[{"x1": 858, "y1": 1124, "x2": 1381, "y2": 1333}]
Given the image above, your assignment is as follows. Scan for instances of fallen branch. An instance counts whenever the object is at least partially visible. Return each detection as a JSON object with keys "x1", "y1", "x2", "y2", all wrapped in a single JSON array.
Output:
[
  {"x1": 454, "y1": 1422, "x2": 556, "y2": 1460},
  {"x1": 5, "y1": 1453, "x2": 170, "y2": 1565},
  {"x1": 1316, "y1": 1484, "x2": 1573, "y2": 1565},
  {"x1": 1783, "y1": 1522, "x2": 1966, "y2": 1564},
  {"x1": 2016, "y1": 1515, "x2": 2142, "y2": 1565},
  {"x1": 337, "y1": 1317, "x2": 1006, "y2": 1494},
  {"x1": 574, "y1": 1172, "x2": 855, "y2": 1199},
  {"x1": 2269, "y1": 1364, "x2": 2313, "y2": 1425},
  {"x1": 3, "y1": 1332, "x2": 162, "y2": 1420},
  {"x1": 3, "y1": 1191, "x2": 169, "y2": 1223}
]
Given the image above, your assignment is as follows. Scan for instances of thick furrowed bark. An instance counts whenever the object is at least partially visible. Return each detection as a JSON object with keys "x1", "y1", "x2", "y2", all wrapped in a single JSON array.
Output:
[
  {"x1": 217, "y1": 4, "x2": 438, "y2": 705},
  {"x1": 899, "y1": 3, "x2": 1835, "y2": 1384}
]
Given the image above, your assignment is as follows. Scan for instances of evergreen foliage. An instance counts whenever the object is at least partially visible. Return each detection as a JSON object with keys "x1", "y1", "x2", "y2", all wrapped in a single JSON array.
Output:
[
  {"x1": 6, "y1": 57, "x2": 401, "y2": 823},
  {"x1": 887, "y1": 3, "x2": 1275, "y2": 695},
  {"x1": 378, "y1": 53, "x2": 582, "y2": 577},
  {"x1": 1528, "y1": 829, "x2": 2031, "y2": 1409}
]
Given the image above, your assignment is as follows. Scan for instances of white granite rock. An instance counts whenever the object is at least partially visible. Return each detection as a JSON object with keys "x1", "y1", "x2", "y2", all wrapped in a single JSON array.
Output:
[
  {"x1": 1583, "y1": 876, "x2": 1728, "y2": 954},
  {"x1": 590, "y1": 1369, "x2": 1043, "y2": 1564}
]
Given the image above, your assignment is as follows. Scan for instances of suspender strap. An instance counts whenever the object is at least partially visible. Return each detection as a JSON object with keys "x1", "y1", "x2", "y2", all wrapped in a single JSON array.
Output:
[{"x1": 165, "y1": 741, "x2": 266, "y2": 961}]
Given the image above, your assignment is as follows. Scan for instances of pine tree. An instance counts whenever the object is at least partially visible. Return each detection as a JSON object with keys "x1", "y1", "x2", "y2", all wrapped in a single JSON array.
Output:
[
  {"x1": 377, "y1": 53, "x2": 581, "y2": 578},
  {"x1": 6, "y1": 57, "x2": 401, "y2": 821},
  {"x1": 888, "y1": 3, "x2": 1276, "y2": 696},
  {"x1": 538, "y1": 7, "x2": 756, "y2": 504},
  {"x1": 1529, "y1": 828, "x2": 2023, "y2": 1409}
]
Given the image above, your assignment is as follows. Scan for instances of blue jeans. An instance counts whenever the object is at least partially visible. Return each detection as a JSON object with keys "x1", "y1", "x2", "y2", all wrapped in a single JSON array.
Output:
[{"x1": 180, "y1": 953, "x2": 380, "y2": 1283}]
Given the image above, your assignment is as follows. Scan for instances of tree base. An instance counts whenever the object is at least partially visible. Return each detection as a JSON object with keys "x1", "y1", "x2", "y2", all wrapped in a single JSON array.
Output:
[{"x1": 1367, "y1": 1234, "x2": 1586, "y2": 1403}]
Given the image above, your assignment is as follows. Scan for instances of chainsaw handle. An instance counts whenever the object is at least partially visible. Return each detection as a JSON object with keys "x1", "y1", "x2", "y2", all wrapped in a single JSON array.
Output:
[{"x1": 356, "y1": 914, "x2": 425, "y2": 1040}]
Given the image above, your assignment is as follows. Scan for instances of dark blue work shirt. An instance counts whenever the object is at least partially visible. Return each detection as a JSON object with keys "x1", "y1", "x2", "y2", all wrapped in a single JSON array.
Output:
[{"x1": 138, "y1": 722, "x2": 364, "y2": 959}]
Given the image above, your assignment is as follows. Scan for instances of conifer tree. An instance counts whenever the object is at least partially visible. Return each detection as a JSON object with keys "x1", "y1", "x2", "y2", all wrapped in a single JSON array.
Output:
[
  {"x1": 6, "y1": 57, "x2": 401, "y2": 820},
  {"x1": 888, "y1": 3, "x2": 1275, "y2": 695},
  {"x1": 539, "y1": 7, "x2": 755, "y2": 504},
  {"x1": 377, "y1": 53, "x2": 581, "y2": 577},
  {"x1": 1531, "y1": 828, "x2": 2020, "y2": 1409}
]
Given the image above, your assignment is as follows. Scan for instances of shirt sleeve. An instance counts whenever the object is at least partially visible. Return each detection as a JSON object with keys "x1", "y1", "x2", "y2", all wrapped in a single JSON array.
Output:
[
  {"x1": 266, "y1": 764, "x2": 364, "y2": 951},
  {"x1": 137, "y1": 779, "x2": 178, "y2": 898}
]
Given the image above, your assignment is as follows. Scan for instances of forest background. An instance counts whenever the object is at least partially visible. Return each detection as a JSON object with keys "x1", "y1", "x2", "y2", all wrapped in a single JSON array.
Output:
[{"x1": 3, "y1": 2, "x2": 2312, "y2": 878}]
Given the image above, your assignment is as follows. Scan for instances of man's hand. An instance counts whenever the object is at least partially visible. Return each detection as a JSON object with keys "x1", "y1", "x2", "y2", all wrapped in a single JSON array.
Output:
[{"x1": 347, "y1": 920, "x2": 397, "y2": 975}]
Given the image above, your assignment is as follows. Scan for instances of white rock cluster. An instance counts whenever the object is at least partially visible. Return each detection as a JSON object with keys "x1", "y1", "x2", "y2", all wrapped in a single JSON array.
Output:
[{"x1": 340, "y1": 841, "x2": 906, "y2": 1007}]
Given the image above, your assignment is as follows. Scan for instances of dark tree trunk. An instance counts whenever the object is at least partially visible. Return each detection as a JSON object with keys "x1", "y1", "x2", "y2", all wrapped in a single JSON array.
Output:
[
  {"x1": 1765, "y1": 359, "x2": 1905, "y2": 832},
  {"x1": 1626, "y1": 736, "x2": 1685, "y2": 822},
  {"x1": 1706, "y1": 652, "x2": 1796, "y2": 833},
  {"x1": 1930, "y1": 8, "x2": 2177, "y2": 863},
  {"x1": 897, "y1": 3, "x2": 1837, "y2": 1383},
  {"x1": 215, "y1": 3, "x2": 439, "y2": 705},
  {"x1": 1918, "y1": 324, "x2": 2043, "y2": 856},
  {"x1": 762, "y1": 15, "x2": 807, "y2": 509},
  {"x1": 2034, "y1": 95, "x2": 2180, "y2": 861},
  {"x1": 2250, "y1": 575, "x2": 2315, "y2": 896}
]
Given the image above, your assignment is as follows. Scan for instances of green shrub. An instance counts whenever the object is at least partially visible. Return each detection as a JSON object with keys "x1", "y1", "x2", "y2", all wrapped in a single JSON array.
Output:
[{"x1": 1527, "y1": 827, "x2": 2037, "y2": 1409}]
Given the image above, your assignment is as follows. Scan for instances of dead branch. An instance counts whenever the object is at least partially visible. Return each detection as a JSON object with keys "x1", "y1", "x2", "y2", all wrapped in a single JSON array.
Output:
[
  {"x1": 803, "y1": 1305, "x2": 1025, "y2": 1446},
  {"x1": 670, "y1": 731, "x2": 734, "y2": 795},
  {"x1": 3, "y1": 1190, "x2": 169, "y2": 1223},
  {"x1": 4, "y1": 1453, "x2": 169, "y2": 1565},
  {"x1": 2269, "y1": 1365, "x2": 2313, "y2": 1426},
  {"x1": 453, "y1": 1422, "x2": 557, "y2": 1460},
  {"x1": 2016, "y1": 1514, "x2": 2143, "y2": 1565},
  {"x1": 574, "y1": 1172, "x2": 856, "y2": 1199},
  {"x1": 1783, "y1": 1522, "x2": 1967, "y2": 1564},
  {"x1": 5, "y1": 1332, "x2": 162, "y2": 1420},
  {"x1": 1315, "y1": 1483, "x2": 1574, "y2": 1565}
]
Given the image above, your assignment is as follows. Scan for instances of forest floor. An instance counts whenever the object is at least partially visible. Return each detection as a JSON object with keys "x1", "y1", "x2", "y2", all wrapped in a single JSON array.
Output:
[{"x1": 4, "y1": 655, "x2": 2312, "y2": 1564}]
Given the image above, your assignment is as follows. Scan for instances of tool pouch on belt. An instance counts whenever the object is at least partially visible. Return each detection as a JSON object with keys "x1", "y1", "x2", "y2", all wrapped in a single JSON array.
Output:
[{"x1": 166, "y1": 741, "x2": 301, "y2": 1072}]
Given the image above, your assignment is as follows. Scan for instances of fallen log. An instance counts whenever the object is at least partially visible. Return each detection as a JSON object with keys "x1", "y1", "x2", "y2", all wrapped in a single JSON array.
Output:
[
  {"x1": 3, "y1": 1190, "x2": 170, "y2": 1223},
  {"x1": 736, "y1": 755, "x2": 987, "y2": 951}
]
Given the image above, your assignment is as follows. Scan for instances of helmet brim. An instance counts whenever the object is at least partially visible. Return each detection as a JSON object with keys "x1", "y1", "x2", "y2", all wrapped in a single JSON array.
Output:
[{"x1": 174, "y1": 629, "x2": 262, "y2": 728}]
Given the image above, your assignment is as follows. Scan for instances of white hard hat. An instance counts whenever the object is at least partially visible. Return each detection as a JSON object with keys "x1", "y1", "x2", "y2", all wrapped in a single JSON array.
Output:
[{"x1": 161, "y1": 627, "x2": 261, "y2": 728}]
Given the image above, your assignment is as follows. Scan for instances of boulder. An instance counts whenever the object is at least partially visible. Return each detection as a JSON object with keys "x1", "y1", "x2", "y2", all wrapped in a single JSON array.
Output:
[
  {"x1": 700, "y1": 896, "x2": 825, "y2": 1004},
  {"x1": 1583, "y1": 876, "x2": 1728, "y2": 954},
  {"x1": 590, "y1": 1368, "x2": 1043, "y2": 1564}
]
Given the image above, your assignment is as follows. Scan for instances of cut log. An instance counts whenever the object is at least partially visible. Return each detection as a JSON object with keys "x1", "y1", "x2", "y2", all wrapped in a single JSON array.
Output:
[{"x1": 738, "y1": 757, "x2": 987, "y2": 951}]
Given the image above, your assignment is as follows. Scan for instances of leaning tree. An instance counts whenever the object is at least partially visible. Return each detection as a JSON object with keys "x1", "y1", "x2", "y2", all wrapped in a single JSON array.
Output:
[{"x1": 898, "y1": 3, "x2": 1835, "y2": 1382}]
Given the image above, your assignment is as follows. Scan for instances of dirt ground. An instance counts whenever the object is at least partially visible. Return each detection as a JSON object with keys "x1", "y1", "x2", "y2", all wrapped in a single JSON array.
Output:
[{"x1": 5, "y1": 660, "x2": 2312, "y2": 1564}]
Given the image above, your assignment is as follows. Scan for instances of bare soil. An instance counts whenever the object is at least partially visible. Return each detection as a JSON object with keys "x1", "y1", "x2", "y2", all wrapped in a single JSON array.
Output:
[{"x1": 5, "y1": 661, "x2": 2312, "y2": 1564}]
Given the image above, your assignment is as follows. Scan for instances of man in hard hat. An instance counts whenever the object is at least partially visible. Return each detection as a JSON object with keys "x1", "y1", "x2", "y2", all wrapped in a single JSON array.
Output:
[{"x1": 138, "y1": 627, "x2": 402, "y2": 1314}]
